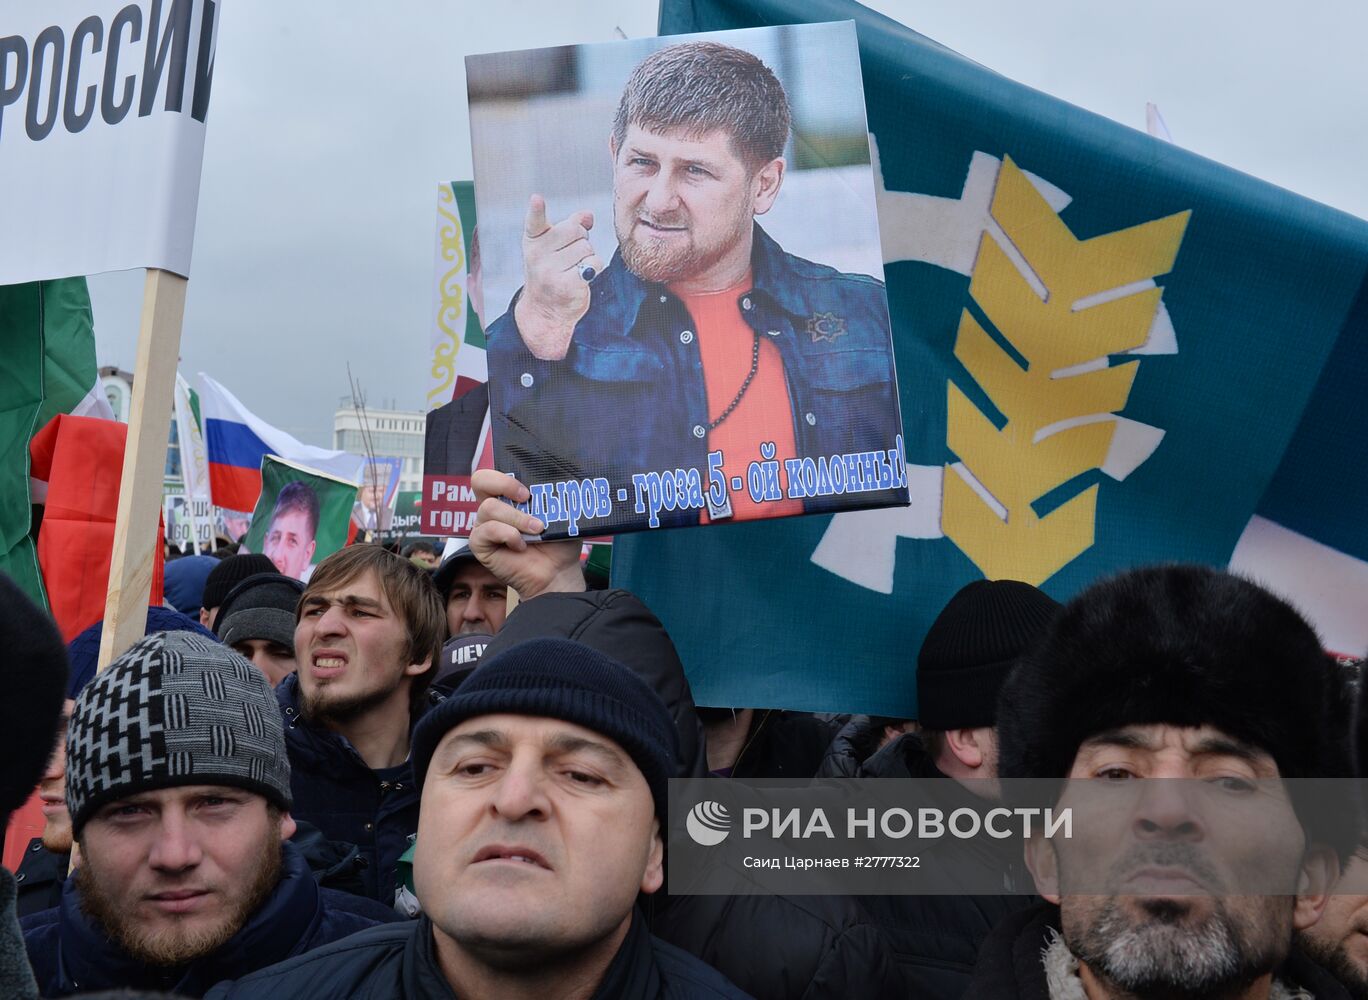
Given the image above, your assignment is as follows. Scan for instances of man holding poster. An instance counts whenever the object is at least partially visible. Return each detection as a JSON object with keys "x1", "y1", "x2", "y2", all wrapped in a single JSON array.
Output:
[{"x1": 475, "y1": 29, "x2": 907, "y2": 538}]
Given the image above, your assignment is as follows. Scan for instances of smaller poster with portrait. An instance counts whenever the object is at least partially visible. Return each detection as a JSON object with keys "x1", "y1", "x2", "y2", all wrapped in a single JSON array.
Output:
[
  {"x1": 240, "y1": 456, "x2": 358, "y2": 582},
  {"x1": 467, "y1": 21, "x2": 909, "y2": 540},
  {"x1": 353, "y1": 457, "x2": 404, "y2": 535}
]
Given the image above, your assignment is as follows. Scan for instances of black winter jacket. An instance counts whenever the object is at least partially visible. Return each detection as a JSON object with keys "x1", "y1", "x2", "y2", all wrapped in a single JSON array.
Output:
[
  {"x1": 649, "y1": 893, "x2": 907, "y2": 1000},
  {"x1": 205, "y1": 909, "x2": 751, "y2": 999},
  {"x1": 727, "y1": 711, "x2": 839, "y2": 780},
  {"x1": 965, "y1": 901, "x2": 1351, "y2": 999},
  {"x1": 22, "y1": 842, "x2": 400, "y2": 997},
  {"x1": 278, "y1": 672, "x2": 421, "y2": 905},
  {"x1": 482, "y1": 588, "x2": 709, "y2": 778},
  {"x1": 847, "y1": 734, "x2": 1035, "y2": 1000}
]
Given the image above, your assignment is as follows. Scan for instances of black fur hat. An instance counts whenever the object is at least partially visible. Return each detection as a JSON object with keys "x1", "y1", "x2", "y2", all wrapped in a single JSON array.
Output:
[
  {"x1": 998, "y1": 564, "x2": 1358, "y2": 857},
  {"x1": 998, "y1": 564, "x2": 1351, "y2": 784},
  {"x1": 0, "y1": 573, "x2": 68, "y2": 824}
]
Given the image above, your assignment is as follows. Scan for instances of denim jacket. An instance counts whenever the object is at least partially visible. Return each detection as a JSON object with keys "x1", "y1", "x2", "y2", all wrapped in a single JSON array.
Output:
[{"x1": 486, "y1": 224, "x2": 907, "y2": 536}]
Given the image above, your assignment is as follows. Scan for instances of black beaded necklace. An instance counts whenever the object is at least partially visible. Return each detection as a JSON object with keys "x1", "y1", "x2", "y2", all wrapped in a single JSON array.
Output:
[{"x1": 706, "y1": 327, "x2": 761, "y2": 431}]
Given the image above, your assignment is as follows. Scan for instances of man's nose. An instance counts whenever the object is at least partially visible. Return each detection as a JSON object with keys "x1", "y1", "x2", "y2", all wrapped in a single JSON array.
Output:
[
  {"x1": 1132, "y1": 779, "x2": 1203, "y2": 841},
  {"x1": 642, "y1": 172, "x2": 681, "y2": 212},
  {"x1": 149, "y1": 812, "x2": 204, "y2": 872},
  {"x1": 490, "y1": 757, "x2": 551, "y2": 822},
  {"x1": 43, "y1": 736, "x2": 66, "y2": 781},
  {"x1": 461, "y1": 597, "x2": 484, "y2": 623},
  {"x1": 313, "y1": 604, "x2": 349, "y2": 637}
]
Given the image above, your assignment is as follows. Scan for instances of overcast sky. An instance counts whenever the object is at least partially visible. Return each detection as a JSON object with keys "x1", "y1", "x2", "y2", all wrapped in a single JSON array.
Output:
[{"x1": 87, "y1": 0, "x2": 1368, "y2": 444}]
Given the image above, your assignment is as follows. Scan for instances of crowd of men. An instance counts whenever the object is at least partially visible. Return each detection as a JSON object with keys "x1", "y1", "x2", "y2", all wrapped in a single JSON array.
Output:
[
  {"x1": 0, "y1": 464, "x2": 1365, "y2": 1000},
  {"x1": 3, "y1": 39, "x2": 1366, "y2": 1000}
]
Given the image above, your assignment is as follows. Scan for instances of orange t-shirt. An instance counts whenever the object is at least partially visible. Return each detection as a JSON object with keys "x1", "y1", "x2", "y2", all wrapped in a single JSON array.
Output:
[{"x1": 672, "y1": 275, "x2": 803, "y2": 522}]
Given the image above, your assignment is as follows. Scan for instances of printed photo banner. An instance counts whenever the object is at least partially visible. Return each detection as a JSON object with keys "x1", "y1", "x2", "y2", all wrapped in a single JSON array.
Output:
[
  {"x1": 353, "y1": 456, "x2": 403, "y2": 534},
  {"x1": 0, "y1": 0, "x2": 218, "y2": 283},
  {"x1": 612, "y1": 0, "x2": 1368, "y2": 716},
  {"x1": 466, "y1": 22, "x2": 909, "y2": 540},
  {"x1": 240, "y1": 455, "x2": 357, "y2": 583},
  {"x1": 424, "y1": 180, "x2": 492, "y2": 537}
]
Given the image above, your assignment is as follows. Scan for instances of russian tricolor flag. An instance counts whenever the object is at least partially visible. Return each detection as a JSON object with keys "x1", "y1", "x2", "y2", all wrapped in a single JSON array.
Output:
[{"x1": 198, "y1": 373, "x2": 365, "y2": 513}]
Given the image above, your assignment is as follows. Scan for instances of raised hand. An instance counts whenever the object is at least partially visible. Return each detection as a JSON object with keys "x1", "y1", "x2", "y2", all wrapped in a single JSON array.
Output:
[{"x1": 512, "y1": 194, "x2": 605, "y2": 361}]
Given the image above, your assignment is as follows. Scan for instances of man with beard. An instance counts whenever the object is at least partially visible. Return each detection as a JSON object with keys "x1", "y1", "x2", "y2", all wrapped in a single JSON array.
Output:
[
  {"x1": 965, "y1": 565, "x2": 1356, "y2": 1000},
  {"x1": 1300, "y1": 837, "x2": 1368, "y2": 998},
  {"x1": 281, "y1": 544, "x2": 445, "y2": 905},
  {"x1": 21, "y1": 631, "x2": 396, "y2": 997},
  {"x1": 486, "y1": 40, "x2": 901, "y2": 530}
]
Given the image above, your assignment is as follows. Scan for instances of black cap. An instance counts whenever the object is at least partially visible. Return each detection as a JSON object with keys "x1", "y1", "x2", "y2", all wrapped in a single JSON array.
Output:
[
  {"x1": 916, "y1": 580, "x2": 1060, "y2": 730},
  {"x1": 203, "y1": 553, "x2": 277, "y2": 610}
]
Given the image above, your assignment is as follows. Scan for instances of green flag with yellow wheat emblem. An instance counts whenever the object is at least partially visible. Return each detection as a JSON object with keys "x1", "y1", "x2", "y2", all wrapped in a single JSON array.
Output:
[{"x1": 612, "y1": 0, "x2": 1368, "y2": 716}]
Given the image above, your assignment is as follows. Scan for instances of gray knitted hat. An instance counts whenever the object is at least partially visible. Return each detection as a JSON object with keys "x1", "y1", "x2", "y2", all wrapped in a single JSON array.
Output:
[{"x1": 66, "y1": 630, "x2": 291, "y2": 835}]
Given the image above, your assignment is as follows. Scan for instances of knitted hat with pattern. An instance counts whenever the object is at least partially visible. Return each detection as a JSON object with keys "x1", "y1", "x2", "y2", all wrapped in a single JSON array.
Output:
[{"x1": 66, "y1": 630, "x2": 291, "y2": 834}]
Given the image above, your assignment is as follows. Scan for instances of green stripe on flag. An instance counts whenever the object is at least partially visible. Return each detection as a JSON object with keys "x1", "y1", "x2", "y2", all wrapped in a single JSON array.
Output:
[
  {"x1": 0, "y1": 277, "x2": 96, "y2": 607},
  {"x1": 453, "y1": 181, "x2": 487, "y2": 352}
]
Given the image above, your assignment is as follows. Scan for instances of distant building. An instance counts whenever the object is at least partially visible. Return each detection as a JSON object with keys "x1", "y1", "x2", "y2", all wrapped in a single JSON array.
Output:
[
  {"x1": 99, "y1": 365, "x2": 134, "y2": 422},
  {"x1": 99, "y1": 365, "x2": 185, "y2": 492},
  {"x1": 333, "y1": 402, "x2": 425, "y2": 494}
]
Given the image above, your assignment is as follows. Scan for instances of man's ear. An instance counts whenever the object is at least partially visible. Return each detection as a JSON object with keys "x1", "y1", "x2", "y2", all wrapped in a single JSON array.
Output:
[
  {"x1": 608, "y1": 134, "x2": 619, "y2": 164},
  {"x1": 752, "y1": 158, "x2": 785, "y2": 216},
  {"x1": 1024, "y1": 834, "x2": 1061, "y2": 904},
  {"x1": 279, "y1": 810, "x2": 298, "y2": 842},
  {"x1": 945, "y1": 728, "x2": 986, "y2": 770},
  {"x1": 640, "y1": 818, "x2": 665, "y2": 895},
  {"x1": 305, "y1": 540, "x2": 316, "y2": 564},
  {"x1": 404, "y1": 654, "x2": 433, "y2": 678},
  {"x1": 1293, "y1": 845, "x2": 1340, "y2": 930}
]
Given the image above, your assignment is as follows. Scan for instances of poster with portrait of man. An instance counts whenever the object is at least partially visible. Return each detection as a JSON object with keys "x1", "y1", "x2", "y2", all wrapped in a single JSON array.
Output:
[
  {"x1": 353, "y1": 456, "x2": 404, "y2": 535},
  {"x1": 467, "y1": 22, "x2": 909, "y2": 540},
  {"x1": 240, "y1": 456, "x2": 358, "y2": 582}
]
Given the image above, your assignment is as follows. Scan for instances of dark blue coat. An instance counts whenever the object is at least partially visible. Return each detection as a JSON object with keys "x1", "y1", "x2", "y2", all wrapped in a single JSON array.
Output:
[
  {"x1": 206, "y1": 909, "x2": 751, "y2": 999},
  {"x1": 277, "y1": 672, "x2": 421, "y2": 905},
  {"x1": 21, "y1": 841, "x2": 399, "y2": 998},
  {"x1": 486, "y1": 224, "x2": 906, "y2": 536}
]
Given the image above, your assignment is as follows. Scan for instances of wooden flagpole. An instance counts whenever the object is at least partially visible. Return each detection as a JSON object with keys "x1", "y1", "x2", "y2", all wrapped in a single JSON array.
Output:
[{"x1": 96, "y1": 268, "x2": 189, "y2": 671}]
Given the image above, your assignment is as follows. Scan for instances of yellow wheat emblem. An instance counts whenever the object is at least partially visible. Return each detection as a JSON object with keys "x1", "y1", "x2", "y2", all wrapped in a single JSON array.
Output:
[{"x1": 942, "y1": 157, "x2": 1190, "y2": 585}]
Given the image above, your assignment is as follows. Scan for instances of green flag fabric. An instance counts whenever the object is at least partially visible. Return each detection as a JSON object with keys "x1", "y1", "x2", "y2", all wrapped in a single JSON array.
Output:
[
  {"x1": 612, "y1": 1, "x2": 1368, "y2": 716},
  {"x1": 0, "y1": 278, "x2": 99, "y2": 606}
]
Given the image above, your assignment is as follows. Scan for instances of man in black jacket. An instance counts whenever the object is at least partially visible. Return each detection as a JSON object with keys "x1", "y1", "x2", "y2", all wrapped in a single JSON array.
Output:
[
  {"x1": 23, "y1": 631, "x2": 398, "y2": 998},
  {"x1": 281, "y1": 544, "x2": 445, "y2": 905},
  {"x1": 965, "y1": 565, "x2": 1355, "y2": 1000},
  {"x1": 467, "y1": 469, "x2": 907, "y2": 1000},
  {"x1": 814, "y1": 579, "x2": 1057, "y2": 999},
  {"x1": 208, "y1": 638, "x2": 748, "y2": 999}
]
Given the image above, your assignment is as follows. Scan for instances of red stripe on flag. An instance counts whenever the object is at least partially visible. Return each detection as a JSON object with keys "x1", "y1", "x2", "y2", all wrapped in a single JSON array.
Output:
[
  {"x1": 453, "y1": 375, "x2": 484, "y2": 400},
  {"x1": 208, "y1": 462, "x2": 263, "y2": 514}
]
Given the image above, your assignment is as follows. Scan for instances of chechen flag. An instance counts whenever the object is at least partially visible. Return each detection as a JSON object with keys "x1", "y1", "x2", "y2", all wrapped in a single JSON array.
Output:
[{"x1": 198, "y1": 373, "x2": 365, "y2": 513}]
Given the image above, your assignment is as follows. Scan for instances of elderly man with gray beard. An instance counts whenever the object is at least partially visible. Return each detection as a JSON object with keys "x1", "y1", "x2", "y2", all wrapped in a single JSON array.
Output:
[{"x1": 964, "y1": 565, "x2": 1357, "y2": 1000}]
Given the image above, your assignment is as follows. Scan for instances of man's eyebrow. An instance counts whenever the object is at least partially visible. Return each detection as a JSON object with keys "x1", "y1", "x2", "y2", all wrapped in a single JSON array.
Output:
[
  {"x1": 435, "y1": 730, "x2": 509, "y2": 759},
  {"x1": 1187, "y1": 735, "x2": 1266, "y2": 764},
  {"x1": 300, "y1": 594, "x2": 385, "y2": 611},
  {"x1": 546, "y1": 733, "x2": 629, "y2": 772},
  {"x1": 1079, "y1": 728, "x2": 1157, "y2": 753},
  {"x1": 1079, "y1": 729, "x2": 1268, "y2": 765}
]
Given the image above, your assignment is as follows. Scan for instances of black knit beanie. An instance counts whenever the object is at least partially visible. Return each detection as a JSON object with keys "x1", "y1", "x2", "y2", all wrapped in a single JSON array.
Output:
[
  {"x1": 202, "y1": 553, "x2": 276, "y2": 613},
  {"x1": 413, "y1": 638, "x2": 680, "y2": 819},
  {"x1": 917, "y1": 579, "x2": 1061, "y2": 730}
]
